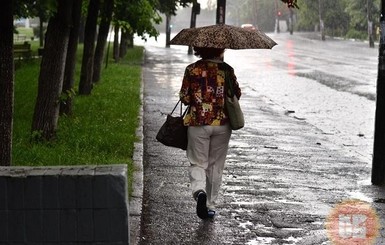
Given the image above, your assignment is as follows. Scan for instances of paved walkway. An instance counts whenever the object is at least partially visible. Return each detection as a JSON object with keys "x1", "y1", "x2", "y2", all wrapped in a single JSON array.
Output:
[{"x1": 131, "y1": 44, "x2": 385, "y2": 245}]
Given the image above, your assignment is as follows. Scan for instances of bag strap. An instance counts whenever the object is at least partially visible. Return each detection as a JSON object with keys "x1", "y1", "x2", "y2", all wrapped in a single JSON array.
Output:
[
  {"x1": 171, "y1": 100, "x2": 189, "y2": 116},
  {"x1": 223, "y1": 64, "x2": 235, "y2": 97}
]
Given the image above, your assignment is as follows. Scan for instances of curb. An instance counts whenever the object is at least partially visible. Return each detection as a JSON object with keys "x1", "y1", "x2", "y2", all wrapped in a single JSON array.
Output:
[{"x1": 129, "y1": 62, "x2": 144, "y2": 245}]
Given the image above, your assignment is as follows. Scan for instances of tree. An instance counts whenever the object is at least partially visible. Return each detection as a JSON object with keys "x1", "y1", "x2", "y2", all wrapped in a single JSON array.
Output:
[
  {"x1": 0, "y1": 0, "x2": 14, "y2": 166},
  {"x1": 60, "y1": 0, "x2": 83, "y2": 115},
  {"x1": 157, "y1": 0, "x2": 194, "y2": 47},
  {"x1": 372, "y1": 0, "x2": 385, "y2": 185},
  {"x1": 31, "y1": 0, "x2": 73, "y2": 141},
  {"x1": 78, "y1": 0, "x2": 100, "y2": 95},
  {"x1": 113, "y1": 0, "x2": 161, "y2": 60},
  {"x1": 93, "y1": 0, "x2": 114, "y2": 83}
]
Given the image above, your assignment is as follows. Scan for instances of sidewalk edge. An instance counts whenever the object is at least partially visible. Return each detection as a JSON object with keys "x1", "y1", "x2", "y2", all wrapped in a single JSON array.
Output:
[{"x1": 129, "y1": 52, "x2": 145, "y2": 245}]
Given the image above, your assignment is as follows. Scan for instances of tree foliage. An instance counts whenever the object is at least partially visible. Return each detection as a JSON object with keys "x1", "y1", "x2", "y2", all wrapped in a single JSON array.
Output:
[
  {"x1": 156, "y1": 0, "x2": 193, "y2": 15},
  {"x1": 296, "y1": 0, "x2": 380, "y2": 39},
  {"x1": 115, "y1": 0, "x2": 162, "y2": 40}
]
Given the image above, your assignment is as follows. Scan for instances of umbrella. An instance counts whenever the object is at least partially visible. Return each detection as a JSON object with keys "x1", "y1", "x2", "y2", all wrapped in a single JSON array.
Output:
[{"x1": 170, "y1": 24, "x2": 277, "y2": 49}]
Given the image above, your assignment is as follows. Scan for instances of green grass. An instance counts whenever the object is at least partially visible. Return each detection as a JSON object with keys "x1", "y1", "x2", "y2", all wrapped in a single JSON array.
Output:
[
  {"x1": 15, "y1": 27, "x2": 34, "y2": 36},
  {"x1": 13, "y1": 46, "x2": 144, "y2": 195},
  {"x1": 14, "y1": 27, "x2": 34, "y2": 42}
]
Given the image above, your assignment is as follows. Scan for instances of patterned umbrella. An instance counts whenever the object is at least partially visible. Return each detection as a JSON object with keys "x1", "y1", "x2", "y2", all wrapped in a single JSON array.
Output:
[{"x1": 170, "y1": 24, "x2": 277, "y2": 49}]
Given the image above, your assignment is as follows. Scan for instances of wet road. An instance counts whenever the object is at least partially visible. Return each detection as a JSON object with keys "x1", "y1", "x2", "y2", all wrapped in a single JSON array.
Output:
[
  {"x1": 137, "y1": 33, "x2": 385, "y2": 244},
  {"x1": 226, "y1": 33, "x2": 377, "y2": 164}
]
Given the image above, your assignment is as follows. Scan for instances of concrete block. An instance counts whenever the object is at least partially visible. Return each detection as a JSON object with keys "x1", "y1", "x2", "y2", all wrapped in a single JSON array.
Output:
[
  {"x1": 42, "y1": 210, "x2": 60, "y2": 242},
  {"x1": 109, "y1": 209, "x2": 129, "y2": 242},
  {"x1": 26, "y1": 210, "x2": 43, "y2": 241},
  {"x1": 8, "y1": 210, "x2": 25, "y2": 241},
  {"x1": 108, "y1": 175, "x2": 127, "y2": 209},
  {"x1": 0, "y1": 165, "x2": 130, "y2": 244},
  {"x1": 60, "y1": 209, "x2": 77, "y2": 242},
  {"x1": 42, "y1": 176, "x2": 59, "y2": 209},
  {"x1": 0, "y1": 210, "x2": 8, "y2": 242},
  {"x1": 77, "y1": 209, "x2": 94, "y2": 241},
  {"x1": 93, "y1": 175, "x2": 109, "y2": 208},
  {"x1": 0, "y1": 177, "x2": 7, "y2": 210},
  {"x1": 94, "y1": 175, "x2": 127, "y2": 209},
  {"x1": 24, "y1": 176, "x2": 42, "y2": 209},
  {"x1": 94, "y1": 209, "x2": 110, "y2": 241},
  {"x1": 76, "y1": 176, "x2": 93, "y2": 209},
  {"x1": 59, "y1": 176, "x2": 77, "y2": 209},
  {"x1": 8, "y1": 177, "x2": 24, "y2": 210}
]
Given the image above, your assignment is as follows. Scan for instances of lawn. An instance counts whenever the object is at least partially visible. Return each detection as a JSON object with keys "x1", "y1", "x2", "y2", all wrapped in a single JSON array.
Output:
[{"x1": 12, "y1": 45, "x2": 143, "y2": 195}]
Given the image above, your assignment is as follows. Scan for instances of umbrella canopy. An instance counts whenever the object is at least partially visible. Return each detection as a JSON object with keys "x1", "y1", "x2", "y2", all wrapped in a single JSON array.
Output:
[{"x1": 170, "y1": 24, "x2": 277, "y2": 49}]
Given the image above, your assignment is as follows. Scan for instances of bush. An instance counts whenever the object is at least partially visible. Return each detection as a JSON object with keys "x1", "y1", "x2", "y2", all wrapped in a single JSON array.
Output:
[{"x1": 345, "y1": 29, "x2": 367, "y2": 40}]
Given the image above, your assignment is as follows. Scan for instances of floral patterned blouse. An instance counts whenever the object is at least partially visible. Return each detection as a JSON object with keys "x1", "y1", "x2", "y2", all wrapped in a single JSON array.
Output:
[{"x1": 179, "y1": 59, "x2": 241, "y2": 126}]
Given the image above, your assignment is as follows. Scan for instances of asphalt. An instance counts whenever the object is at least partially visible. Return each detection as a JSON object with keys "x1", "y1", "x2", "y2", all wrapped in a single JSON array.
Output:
[{"x1": 129, "y1": 43, "x2": 385, "y2": 245}]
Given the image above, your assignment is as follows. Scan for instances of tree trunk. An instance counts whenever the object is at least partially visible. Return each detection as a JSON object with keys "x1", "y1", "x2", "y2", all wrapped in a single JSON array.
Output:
[
  {"x1": 113, "y1": 25, "x2": 120, "y2": 62},
  {"x1": 31, "y1": 0, "x2": 73, "y2": 141},
  {"x1": 128, "y1": 34, "x2": 134, "y2": 48},
  {"x1": 372, "y1": 0, "x2": 385, "y2": 185},
  {"x1": 165, "y1": 14, "x2": 171, "y2": 48},
  {"x1": 318, "y1": 0, "x2": 325, "y2": 41},
  {"x1": 78, "y1": 17, "x2": 85, "y2": 44},
  {"x1": 39, "y1": 17, "x2": 45, "y2": 48},
  {"x1": 188, "y1": 4, "x2": 198, "y2": 55},
  {"x1": 368, "y1": 0, "x2": 375, "y2": 48},
  {"x1": 93, "y1": 0, "x2": 114, "y2": 83},
  {"x1": 0, "y1": 0, "x2": 14, "y2": 166},
  {"x1": 60, "y1": 0, "x2": 83, "y2": 115},
  {"x1": 78, "y1": 0, "x2": 100, "y2": 95},
  {"x1": 216, "y1": 0, "x2": 226, "y2": 24},
  {"x1": 289, "y1": 8, "x2": 294, "y2": 35},
  {"x1": 119, "y1": 30, "x2": 129, "y2": 59}
]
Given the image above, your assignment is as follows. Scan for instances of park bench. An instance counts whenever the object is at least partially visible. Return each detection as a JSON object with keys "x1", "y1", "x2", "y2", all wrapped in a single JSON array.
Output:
[{"x1": 13, "y1": 42, "x2": 32, "y2": 60}]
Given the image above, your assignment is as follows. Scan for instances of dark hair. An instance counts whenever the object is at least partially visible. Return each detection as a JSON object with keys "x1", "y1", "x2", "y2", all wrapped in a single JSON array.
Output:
[{"x1": 193, "y1": 47, "x2": 225, "y2": 59}]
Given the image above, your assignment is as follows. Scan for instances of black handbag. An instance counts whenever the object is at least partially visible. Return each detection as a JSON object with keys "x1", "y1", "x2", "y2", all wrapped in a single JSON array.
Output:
[{"x1": 156, "y1": 100, "x2": 189, "y2": 150}]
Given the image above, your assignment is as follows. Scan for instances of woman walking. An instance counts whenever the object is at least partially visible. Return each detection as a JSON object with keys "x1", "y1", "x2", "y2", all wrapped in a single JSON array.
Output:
[{"x1": 179, "y1": 47, "x2": 241, "y2": 219}]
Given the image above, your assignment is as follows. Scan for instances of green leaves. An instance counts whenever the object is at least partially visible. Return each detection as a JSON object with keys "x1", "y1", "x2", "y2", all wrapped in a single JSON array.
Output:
[
  {"x1": 280, "y1": 0, "x2": 299, "y2": 9},
  {"x1": 156, "y1": 0, "x2": 195, "y2": 15}
]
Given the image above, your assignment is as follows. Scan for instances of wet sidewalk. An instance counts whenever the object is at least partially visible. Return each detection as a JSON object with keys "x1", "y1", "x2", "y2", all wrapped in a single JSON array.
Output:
[{"x1": 132, "y1": 44, "x2": 385, "y2": 245}]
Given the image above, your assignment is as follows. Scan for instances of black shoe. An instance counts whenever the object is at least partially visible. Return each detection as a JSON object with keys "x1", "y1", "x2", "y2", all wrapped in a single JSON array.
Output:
[
  {"x1": 207, "y1": 209, "x2": 216, "y2": 218},
  {"x1": 196, "y1": 191, "x2": 208, "y2": 219}
]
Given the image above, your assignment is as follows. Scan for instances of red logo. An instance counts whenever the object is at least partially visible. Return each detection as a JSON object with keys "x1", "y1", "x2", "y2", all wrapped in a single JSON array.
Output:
[{"x1": 326, "y1": 199, "x2": 380, "y2": 245}]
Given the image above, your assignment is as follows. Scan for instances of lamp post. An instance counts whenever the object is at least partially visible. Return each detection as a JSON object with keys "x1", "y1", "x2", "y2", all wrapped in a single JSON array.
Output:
[{"x1": 372, "y1": 0, "x2": 385, "y2": 185}]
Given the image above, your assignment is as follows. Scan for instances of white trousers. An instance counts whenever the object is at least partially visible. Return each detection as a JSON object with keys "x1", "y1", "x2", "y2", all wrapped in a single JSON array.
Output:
[{"x1": 187, "y1": 124, "x2": 231, "y2": 209}]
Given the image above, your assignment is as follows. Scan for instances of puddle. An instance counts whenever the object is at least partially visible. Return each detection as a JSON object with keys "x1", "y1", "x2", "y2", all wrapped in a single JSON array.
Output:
[
  {"x1": 312, "y1": 221, "x2": 324, "y2": 226},
  {"x1": 348, "y1": 191, "x2": 373, "y2": 203},
  {"x1": 281, "y1": 228, "x2": 304, "y2": 231},
  {"x1": 284, "y1": 236, "x2": 303, "y2": 243},
  {"x1": 239, "y1": 221, "x2": 253, "y2": 229},
  {"x1": 275, "y1": 199, "x2": 303, "y2": 205},
  {"x1": 246, "y1": 237, "x2": 276, "y2": 244},
  {"x1": 231, "y1": 201, "x2": 268, "y2": 206}
]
